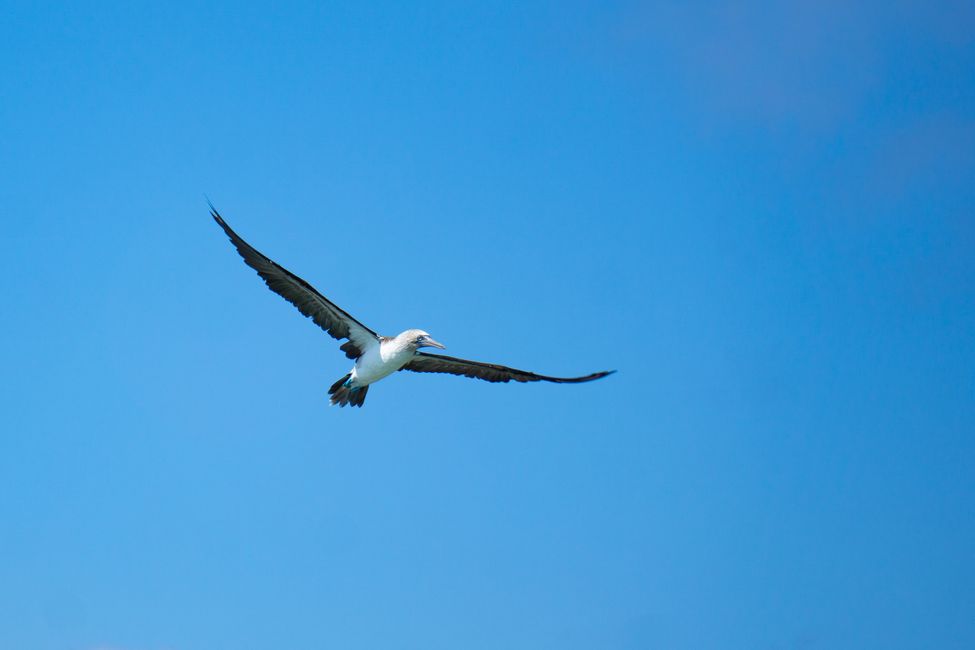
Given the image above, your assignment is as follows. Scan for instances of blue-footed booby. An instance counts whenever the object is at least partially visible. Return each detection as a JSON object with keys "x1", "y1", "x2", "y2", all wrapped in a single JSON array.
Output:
[{"x1": 211, "y1": 204, "x2": 614, "y2": 407}]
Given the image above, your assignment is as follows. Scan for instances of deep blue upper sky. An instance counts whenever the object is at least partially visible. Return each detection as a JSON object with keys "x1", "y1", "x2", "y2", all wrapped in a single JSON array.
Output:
[{"x1": 1, "y1": 2, "x2": 973, "y2": 649}]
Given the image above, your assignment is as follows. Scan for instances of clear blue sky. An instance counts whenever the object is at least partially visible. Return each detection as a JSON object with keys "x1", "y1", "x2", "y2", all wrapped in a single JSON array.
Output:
[{"x1": 1, "y1": 2, "x2": 973, "y2": 649}]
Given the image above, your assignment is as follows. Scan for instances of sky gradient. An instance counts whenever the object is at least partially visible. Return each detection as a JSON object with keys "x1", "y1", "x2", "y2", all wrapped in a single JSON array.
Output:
[{"x1": 1, "y1": 2, "x2": 973, "y2": 649}]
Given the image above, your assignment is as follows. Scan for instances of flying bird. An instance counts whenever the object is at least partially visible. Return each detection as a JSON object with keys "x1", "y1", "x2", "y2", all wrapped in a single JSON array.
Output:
[{"x1": 211, "y1": 204, "x2": 614, "y2": 407}]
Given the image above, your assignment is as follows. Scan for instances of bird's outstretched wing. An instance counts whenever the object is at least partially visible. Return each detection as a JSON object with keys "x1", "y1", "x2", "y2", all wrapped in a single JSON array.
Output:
[
  {"x1": 402, "y1": 352, "x2": 614, "y2": 384},
  {"x1": 211, "y1": 204, "x2": 380, "y2": 359}
]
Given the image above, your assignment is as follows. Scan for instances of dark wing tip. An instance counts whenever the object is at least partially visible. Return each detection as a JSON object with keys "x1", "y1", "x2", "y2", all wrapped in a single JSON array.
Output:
[
  {"x1": 207, "y1": 197, "x2": 227, "y2": 227},
  {"x1": 208, "y1": 201, "x2": 250, "y2": 252},
  {"x1": 557, "y1": 369, "x2": 616, "y2": 383}
]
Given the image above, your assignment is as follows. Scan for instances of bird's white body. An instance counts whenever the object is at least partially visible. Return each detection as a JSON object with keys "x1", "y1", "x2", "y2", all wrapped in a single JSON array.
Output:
[{"x1": 349, "y1": 331, "x2": 420, "y2": 387}]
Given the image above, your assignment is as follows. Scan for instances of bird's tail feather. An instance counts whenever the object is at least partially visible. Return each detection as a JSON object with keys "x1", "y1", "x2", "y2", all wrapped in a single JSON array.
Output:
[{"x1": 328, "y1": 373, "x2": 368, "y2": 408}]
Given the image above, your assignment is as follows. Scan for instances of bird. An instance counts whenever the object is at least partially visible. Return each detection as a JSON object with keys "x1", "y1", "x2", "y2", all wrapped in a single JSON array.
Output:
[{"x1": 210, "y1": 203, "x2": 615, "y2": 407}]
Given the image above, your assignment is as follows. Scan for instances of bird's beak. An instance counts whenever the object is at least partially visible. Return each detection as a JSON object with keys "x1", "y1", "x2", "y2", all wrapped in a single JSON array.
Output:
[{"x1": 421, "y1": 337, "x2": 446, "y2": 350}]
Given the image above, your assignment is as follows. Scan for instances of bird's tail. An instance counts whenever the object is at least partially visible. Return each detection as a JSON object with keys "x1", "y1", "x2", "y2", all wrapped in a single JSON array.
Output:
[{"x1": 328, "y1": 373, "x2": 368, "y2": 408}]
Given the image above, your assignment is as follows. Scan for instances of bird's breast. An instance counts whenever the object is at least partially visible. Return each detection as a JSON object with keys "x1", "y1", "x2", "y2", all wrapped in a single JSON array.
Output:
[{"x1": 353, "y1": 340, "x2": 414, "y2": 386}]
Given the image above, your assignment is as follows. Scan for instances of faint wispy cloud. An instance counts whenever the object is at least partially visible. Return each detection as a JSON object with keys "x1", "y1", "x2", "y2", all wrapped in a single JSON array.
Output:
[
  {"x1": 605, "y1": 1, "x2": 972, "y2": 133},
  {"x1": 610, "y1": 1, "x2": 880, "y2": 130}
]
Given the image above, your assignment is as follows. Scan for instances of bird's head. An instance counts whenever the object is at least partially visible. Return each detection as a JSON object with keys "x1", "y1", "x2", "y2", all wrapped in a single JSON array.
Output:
[{"x1": 404, "y1": 329, "x2": 446, "y2": 350}]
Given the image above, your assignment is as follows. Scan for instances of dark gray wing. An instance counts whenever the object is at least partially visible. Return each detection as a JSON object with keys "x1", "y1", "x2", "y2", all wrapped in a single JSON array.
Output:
[
  {"x1": 402, "y1": 352, "x2": 614, "y2": 384},
  {"x1": 211, "y1": 204, "x2": 380, "y2": 359}
]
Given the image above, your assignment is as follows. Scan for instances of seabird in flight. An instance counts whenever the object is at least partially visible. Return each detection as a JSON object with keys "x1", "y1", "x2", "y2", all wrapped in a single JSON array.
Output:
[{"x1": 211, "y1": 204, "x2": 615, "y2": 407}]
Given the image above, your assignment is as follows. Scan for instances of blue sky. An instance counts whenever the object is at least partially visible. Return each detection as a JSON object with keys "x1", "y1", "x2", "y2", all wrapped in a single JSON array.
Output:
[{"x1": 1, "y1": 2, "x2": 973, "y2": 649}]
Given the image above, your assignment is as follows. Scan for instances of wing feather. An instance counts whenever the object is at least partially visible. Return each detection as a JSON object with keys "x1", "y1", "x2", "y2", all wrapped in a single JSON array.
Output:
[
  {"x1": 402, "y1": 352, "x2": 614, "y2": 384},
  {"x1": 211, "y1": 204, "x2": 379, "y2": 359}
]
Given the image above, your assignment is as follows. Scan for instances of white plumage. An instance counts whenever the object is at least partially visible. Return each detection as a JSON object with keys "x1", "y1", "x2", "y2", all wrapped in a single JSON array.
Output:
[{"x1": 351, "y1": 330, "x2": 434, "y2": 387}]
